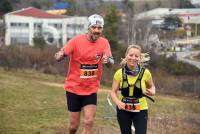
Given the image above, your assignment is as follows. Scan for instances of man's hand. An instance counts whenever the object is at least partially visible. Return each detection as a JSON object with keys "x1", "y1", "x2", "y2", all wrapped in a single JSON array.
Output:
[
  {"x1": 102, "y1": 53, "x2": 109, "y2": 64},
  {"x1": 54, "y1": 48, "x2": 65, "y2": 62},
  {"x1": 102, "y1": 53, "x2": 114, "y2": 64}
]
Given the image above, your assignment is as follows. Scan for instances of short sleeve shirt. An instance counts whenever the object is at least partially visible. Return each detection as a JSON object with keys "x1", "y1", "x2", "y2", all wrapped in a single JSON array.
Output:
[{"x1": 63, "y1": 34, "x2": 112, "y2": 95}]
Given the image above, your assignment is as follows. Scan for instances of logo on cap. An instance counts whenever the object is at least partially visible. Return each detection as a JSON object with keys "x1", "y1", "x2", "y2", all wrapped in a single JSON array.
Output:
[{"x1": 88, "y1": 14, "x2": 104, "y2": 27}]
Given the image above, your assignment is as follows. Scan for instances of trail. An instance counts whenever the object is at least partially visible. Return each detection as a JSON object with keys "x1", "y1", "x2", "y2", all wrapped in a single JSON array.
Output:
[{"x1": 39, "y1": 81, "x2": 111, "y2": 93}]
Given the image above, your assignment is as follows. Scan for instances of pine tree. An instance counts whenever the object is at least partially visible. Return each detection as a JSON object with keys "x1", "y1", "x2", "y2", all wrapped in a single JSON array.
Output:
[
  {"x1": 103, "y1": 5, "x2": 121, "y2": 51},
  {"x1": 0, "y1": 0, "x2": 12, "y2": 15}
]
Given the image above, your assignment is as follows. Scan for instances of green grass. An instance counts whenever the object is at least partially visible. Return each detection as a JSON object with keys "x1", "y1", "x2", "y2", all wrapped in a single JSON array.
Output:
[{"x1": 0, "y1": 68, "x2": 200, "y2": 134}]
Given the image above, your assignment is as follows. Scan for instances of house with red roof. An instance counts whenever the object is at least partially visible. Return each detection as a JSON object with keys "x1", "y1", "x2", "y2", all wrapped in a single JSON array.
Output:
[{"x1": 4, "y1": 7, "x2": 88, "y2": 46}]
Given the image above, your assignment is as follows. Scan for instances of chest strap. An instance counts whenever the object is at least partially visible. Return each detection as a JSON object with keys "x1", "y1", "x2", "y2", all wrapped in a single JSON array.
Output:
[
  {"x1": 121, "y1": 67, "x2": 131, "y2": 88},
  {"x1": 121, "y1": 67, "x2": 155, "y2": 102}
]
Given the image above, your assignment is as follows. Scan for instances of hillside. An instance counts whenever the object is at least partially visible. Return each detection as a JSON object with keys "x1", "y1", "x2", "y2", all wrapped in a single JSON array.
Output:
[
  {"x1": 9, "y1": 0, "x2": 182, "y2": 13},
  {"x1": 0, "y1": 68, "x2": 200, "y2": 134},
  {"x1": 10, "y1": 0, "x2": 54, "y2": 10}
]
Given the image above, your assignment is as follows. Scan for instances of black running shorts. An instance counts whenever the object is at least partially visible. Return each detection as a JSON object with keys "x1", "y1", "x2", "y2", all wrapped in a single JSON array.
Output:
[{"x1": 66, "y1": 91, "x2": 97, "y2": 112}]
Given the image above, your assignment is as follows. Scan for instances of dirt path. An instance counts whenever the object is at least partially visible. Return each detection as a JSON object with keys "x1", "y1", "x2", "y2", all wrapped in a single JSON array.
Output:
[{"x1": 39, "y1": 81, "x2": 111, "y2": 93}]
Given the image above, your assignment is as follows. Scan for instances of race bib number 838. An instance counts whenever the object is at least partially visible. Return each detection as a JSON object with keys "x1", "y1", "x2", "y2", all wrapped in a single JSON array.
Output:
[{"x1": 80, "y1": 64, "x2": 98, "y2": 78}]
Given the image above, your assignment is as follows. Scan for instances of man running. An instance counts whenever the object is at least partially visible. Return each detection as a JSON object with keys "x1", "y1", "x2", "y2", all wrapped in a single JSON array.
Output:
[{"x1": 54, "y1": 14, "x2": 113, "y2": 134}]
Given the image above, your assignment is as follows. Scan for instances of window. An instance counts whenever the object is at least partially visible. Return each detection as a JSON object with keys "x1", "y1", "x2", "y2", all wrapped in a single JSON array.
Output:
[
  {"x1": 48, "y1": 23, "x2": 62, "y2": 29},
  {"x1": 11, "y1": 37, "x2": 29, "y2": 45},
  {"x1": 10, "y1": 22, "x2": 29, "y2": 28}
]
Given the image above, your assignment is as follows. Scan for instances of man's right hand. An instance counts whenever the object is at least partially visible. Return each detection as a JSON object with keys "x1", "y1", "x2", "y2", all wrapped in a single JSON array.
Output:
[
  {"x1": 54, "y1": 49, "x2": 65, "y2": 62},
  {"x1": 102, "y1": 52, "x2": 114, "y2": 65}
]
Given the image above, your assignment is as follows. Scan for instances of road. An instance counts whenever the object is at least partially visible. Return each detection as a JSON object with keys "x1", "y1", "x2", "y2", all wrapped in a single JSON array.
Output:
[{"x1": 176, "y1": 51, "x2": 200, "y2": 69}]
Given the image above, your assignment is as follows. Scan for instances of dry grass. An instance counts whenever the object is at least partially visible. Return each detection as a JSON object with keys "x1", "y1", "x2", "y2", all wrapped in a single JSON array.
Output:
[{"x1": 0, "y1": 68, "x2": 200, "y2": 134}]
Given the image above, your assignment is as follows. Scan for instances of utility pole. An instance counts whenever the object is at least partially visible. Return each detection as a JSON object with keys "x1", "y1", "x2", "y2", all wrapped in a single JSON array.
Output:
[{"x1": 195, "y1": 23, "x2": 198, "y2": 36}]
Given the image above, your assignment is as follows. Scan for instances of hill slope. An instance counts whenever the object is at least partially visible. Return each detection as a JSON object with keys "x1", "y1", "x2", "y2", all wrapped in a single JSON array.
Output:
[{"x1": 0, "y1": 68, "x2": 200, "y2": 134}]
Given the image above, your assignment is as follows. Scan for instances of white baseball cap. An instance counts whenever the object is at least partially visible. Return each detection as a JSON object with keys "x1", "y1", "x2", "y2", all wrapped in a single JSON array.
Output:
[{"x1": 88, "y1": 14, "x2": 104, "y2": 27}]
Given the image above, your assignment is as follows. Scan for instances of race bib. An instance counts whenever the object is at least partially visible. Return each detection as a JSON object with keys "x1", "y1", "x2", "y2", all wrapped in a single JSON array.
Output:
[
  {"x1": 80, "y1": 64, "x2": 98, "y2": 78},
  {"x1": 122, "y1": 97, "x2": 141, "y2": 112}
]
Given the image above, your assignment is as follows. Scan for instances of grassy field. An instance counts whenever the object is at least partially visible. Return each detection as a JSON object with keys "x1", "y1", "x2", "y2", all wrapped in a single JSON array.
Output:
[{"x1": 0, "y1": 68, "x2": 200, "y2": 134}]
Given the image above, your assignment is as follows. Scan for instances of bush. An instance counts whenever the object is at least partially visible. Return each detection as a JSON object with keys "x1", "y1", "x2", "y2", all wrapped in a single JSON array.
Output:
[
  {"x1": 33, "y1": 37, "x2": 47, "y2": 49},
  {"x1": 0, "y1": 45, "x2": 68, "y2": 75}
]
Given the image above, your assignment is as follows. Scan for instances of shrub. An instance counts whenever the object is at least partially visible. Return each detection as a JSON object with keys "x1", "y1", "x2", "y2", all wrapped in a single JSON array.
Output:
[{"x1": 33, "y1": 37, "x2": 47, "y2": 49}]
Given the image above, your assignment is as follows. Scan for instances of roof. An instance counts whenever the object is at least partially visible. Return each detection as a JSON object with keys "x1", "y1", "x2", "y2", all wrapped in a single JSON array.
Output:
[
  {"x1": 11, "y1": 7, "x2": 65, "y2": 19},
  {"x1": 179, "y1": 13, "x2": 200, "y2": 17}
]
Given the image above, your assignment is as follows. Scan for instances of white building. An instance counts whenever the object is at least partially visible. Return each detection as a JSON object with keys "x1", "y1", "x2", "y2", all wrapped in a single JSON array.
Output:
[
  {"x1": 135, "y1": 8, "x2": 200, "y2": 49},
  {"x1": 135, "y1": 8, "x2": 200, "y2": 24},
  {"x1": 4, "y1": 7, "x2": 89, "y2": 46}
]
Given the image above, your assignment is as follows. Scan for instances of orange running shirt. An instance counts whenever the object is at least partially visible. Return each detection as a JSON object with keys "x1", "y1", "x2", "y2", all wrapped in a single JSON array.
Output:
[{"x1": 63, "y1": 34, "x2": 112, "y2": 95}]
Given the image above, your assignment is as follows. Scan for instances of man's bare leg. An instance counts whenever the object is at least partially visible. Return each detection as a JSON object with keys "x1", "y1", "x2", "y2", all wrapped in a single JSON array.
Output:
[
  {"x1": 82, "y1": 105, "x2": 96, "y2": 134},
  {"x1": 68, "y1": 111, "x2": 81, "y2": 134}
]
